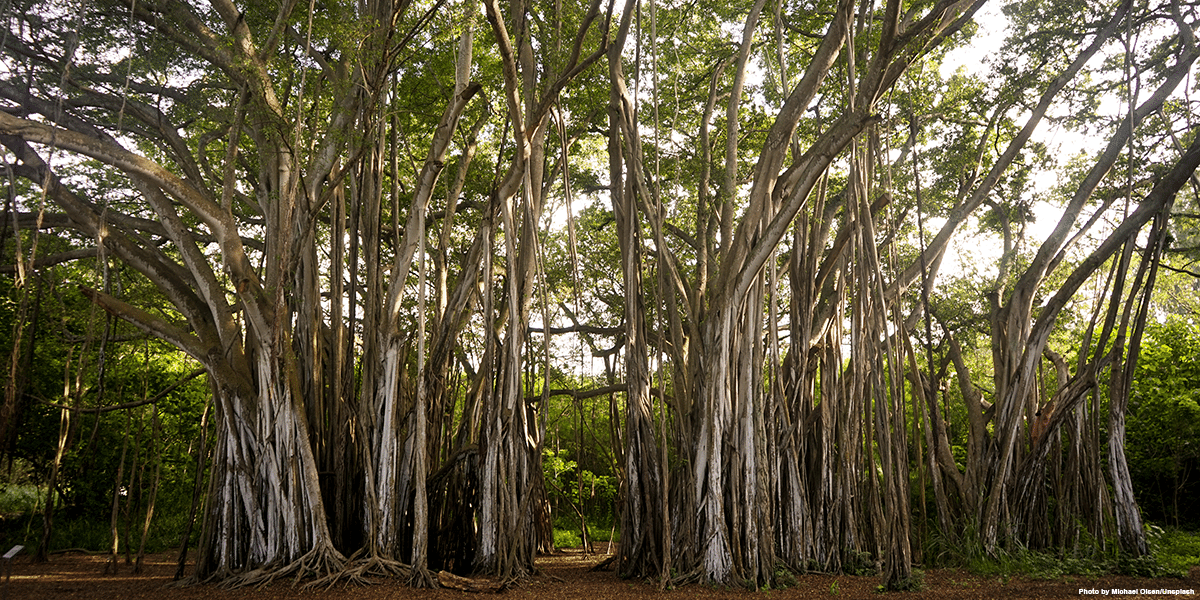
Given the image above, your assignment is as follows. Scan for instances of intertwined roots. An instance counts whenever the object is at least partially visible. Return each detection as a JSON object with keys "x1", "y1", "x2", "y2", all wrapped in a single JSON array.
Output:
[
  {"x1": 175, "y1": 547, "x2": 515, "y2": 591},
  {"x1": 170, "y1": 544, "x2": 349, "y2": 589},
  {"x1": 306, "y1": 550, "x2": 410, "y2": 589}
]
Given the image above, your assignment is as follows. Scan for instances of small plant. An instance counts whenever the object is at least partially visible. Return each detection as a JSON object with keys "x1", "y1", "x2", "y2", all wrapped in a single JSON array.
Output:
[
  {"x1": 829, "y1": 579, "x2": 839, "y2": 595},
  {"x1": 772, "y1": 564, "x2": 797, "y2": 589},
  {"x1": 883, "y1": 568, "x2": 925, "y2": 592},
  {"x1": 1118, "y1": 552, "x2": 1163, "y2": 578},
  {"x1": 844, "y1": 549, "x2": 878, "y2": 576}
]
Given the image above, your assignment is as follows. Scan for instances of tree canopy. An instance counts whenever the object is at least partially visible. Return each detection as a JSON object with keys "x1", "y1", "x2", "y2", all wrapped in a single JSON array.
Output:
[{"x1": 2, "y1": 0, "x2": 1199, "y2": 590}]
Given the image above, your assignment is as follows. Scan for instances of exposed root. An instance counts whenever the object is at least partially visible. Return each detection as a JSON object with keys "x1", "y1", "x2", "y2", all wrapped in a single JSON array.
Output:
[
  {"x1": 667, "y1": 567, "x2": 701, "y2": 588},
  {"x1": 279, "y1": 544, "x2": 348, "y2": 587},
  {"x1": 408, "y1": 564, "x2": 437, "y2": 588},
  {"x1": 171, "y1": 564, "x2": 234, "y2": 588},
  {"x1": 217, "y1": 565, "x2": 278, "y2": 590},
  {"x1": 204, "y1": 544, "x2": 348, "y2": 590},
  {"x1": 305, "y1": 552, "x2": 410, "y2": 589}
]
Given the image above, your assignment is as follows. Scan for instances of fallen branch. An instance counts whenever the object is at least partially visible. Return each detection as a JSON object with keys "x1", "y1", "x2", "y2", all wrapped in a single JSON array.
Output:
[
  {"x1": 437, "y1": 570, "x2": 504, "y2": 593},
  {"x1": 589, "y1": 555, "x2": 616, "y2": 572}
]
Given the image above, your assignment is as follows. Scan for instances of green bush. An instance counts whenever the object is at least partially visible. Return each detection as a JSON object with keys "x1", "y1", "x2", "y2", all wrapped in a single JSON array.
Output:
[
  {"x1": 1144, "y1": 526, "x2": 1200, "y2": 577},
  {"x1": 1128, "y1": 318, "x2": 1200, "y2": 528},
  {"x1": 553, "y1": 528, "x2": 582, "y2": 548}
]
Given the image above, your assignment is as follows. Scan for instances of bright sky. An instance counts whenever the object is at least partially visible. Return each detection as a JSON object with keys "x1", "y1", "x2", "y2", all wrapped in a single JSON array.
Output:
[{"x1": 933, "y1": 2, "x2": 1101, "y2": 287}]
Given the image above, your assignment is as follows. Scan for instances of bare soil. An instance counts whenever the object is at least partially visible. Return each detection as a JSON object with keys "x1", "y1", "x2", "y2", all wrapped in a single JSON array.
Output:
[{"x1": 4, "y1": 548, "x2": 1198, "y2": 599}]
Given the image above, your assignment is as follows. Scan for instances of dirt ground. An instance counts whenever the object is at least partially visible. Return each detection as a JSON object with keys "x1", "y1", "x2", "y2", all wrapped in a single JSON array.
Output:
[{"x1": 4, "y1": 548, "x2": 1198, "y2": 599}]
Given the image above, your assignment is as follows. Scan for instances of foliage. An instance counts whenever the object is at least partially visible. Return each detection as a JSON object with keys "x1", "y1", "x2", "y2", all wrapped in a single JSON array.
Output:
[
  {"x1": 1127, "y1": 317, "x2": 1200, "y2": 528},
  {"x1": 542, "y1": 444, "x2": 619, "y2": 532},
  {"x1": 0, "y1": 258, "x2": 209, "y2": 555},
  {"x1": 923, "y1": 520, "x2": 1200, "y2": 580},
  {"x1": 1143, "y1": 526, "x2": 1200, "y2": 578},
  {"x1": 552, "y1": 527, "x2": 582, "y2": 549},
  {"x1": 3, "y1": 0, "x2": 1200, "y2": 589},
  {"x1": 883, "y1": 568, "x2": 925, "y2": 592},
  {"x1": 0, "y1": 482, "x2": 40, "y2": 515}
]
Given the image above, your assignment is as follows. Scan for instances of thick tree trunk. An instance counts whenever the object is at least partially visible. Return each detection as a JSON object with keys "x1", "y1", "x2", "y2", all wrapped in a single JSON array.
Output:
[
  {"x1": 193, "y1": 349, "x2": 344, "y2": 585},
  {"x1": 606, "y1": 0, "x2": 664, "y2": 577}
]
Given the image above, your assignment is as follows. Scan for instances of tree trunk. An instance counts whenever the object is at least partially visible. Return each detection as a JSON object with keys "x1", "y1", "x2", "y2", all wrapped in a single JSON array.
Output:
[{"x1": 192, "y1": 349, "x2": 345, "y2": 585}]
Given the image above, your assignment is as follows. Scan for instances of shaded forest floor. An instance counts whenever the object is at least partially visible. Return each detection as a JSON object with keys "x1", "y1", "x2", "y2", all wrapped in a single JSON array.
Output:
[{"x1": 5, "y1": 547, "x2": 1198, "y2": 599}]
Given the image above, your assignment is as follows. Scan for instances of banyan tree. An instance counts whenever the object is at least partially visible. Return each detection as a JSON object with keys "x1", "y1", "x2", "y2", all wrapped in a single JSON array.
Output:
[{"x1": 1, "y1": 0, "x2": 1198, "y2": 591}]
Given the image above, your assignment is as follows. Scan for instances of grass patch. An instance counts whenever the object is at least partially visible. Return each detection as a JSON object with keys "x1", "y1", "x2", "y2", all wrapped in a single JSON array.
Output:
[
  {"x1": 551, "y1": 524, "x2": 620, "y2": 549},
  {"x1": 958, "y1": 543, "x2": 1127, "y2": 580},
  {"x1": 551, "y1": 515, "x2": 619, "y2": 549}
]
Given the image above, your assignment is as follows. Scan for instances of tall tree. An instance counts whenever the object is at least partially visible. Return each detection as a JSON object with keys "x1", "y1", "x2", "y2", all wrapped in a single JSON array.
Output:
[{"x1": 5, "y1": 0, "x2": 1199, "y2": 591}]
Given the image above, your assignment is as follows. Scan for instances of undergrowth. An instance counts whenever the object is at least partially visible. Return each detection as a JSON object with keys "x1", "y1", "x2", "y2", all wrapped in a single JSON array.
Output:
[
  {"x1": 1139, "y1": 526, "x2": 1200, "y2": 577},
  {"x1": 922, "y1": 522, "x2": 1200, "y2": 580},
  {"x1": 0, "y1": 484, "x2": 42, "y2": 514},
  {"x1": 551, "y1": 517, "x2": 619, "y2": 549},
  {"x1": 883, "y1": 567, "x2": 925, "y2": 591}
]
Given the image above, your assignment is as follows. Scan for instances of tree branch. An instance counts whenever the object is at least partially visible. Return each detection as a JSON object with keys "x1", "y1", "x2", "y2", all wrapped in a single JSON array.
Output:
[
  {"x1": 38, "y1": 368, "x2": 206, "y2": 414},
  {"x1": 0, "y1": 248, "x2": 97, "y2": 273}
]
